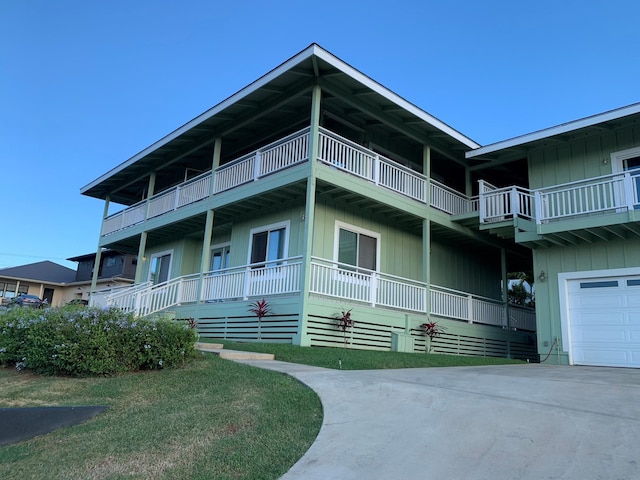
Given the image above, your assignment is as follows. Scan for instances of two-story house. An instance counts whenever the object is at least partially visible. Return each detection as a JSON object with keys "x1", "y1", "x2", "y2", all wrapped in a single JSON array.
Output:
[{"x1": 80, "y1": 44, "x2": 570, "y2": 362}]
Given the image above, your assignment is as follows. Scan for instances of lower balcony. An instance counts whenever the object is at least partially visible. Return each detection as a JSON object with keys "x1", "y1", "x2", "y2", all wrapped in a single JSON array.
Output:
[{"x1": 92, "y1": 256, "x2": 536, "y2": 332}]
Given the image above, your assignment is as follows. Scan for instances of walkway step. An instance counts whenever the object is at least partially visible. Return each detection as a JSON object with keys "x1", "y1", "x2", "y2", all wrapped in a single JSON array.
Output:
[
  {"x1": 195, "y1": 342, "x2": 274, "y2": 361},
  {"x1": 195, "y1": 342, "x2": 224, "y2": 351}
]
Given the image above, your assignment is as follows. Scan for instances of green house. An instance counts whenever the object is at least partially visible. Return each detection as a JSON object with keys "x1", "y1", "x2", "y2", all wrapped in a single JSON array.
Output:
[
  {"x1": 81, "y1": 44, "x2": 551, "y2": 361},
  {"x1": 468, "y1": 104, "x2": 640, "y2": 368}
]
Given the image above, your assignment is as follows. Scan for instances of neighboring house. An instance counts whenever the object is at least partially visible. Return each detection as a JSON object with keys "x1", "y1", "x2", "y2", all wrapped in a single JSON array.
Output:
[
  {"x1": 79, "y1": 44, "x2": 552, "y2": 361},
  {"x1": 0, "y1": 251, "x2": 135, "y2": 307},
  {"x1": 467, "y1": 103, "x2": 640, "y2": 368},
  {"x1": 0, "y1": 261, "x2": 76, "y2": 306}
]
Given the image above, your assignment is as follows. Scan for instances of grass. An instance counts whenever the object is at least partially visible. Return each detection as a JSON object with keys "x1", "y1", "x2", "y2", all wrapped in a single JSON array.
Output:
[
  {"x1": 0, "y1": 354, "x2": 322, "y2": 480},
  {"x1": 212, "y1": 340, "x2": 526, "y2": 370},
  {"x1": 1, "y1": 341, "x2": 525, "y2": 479}
]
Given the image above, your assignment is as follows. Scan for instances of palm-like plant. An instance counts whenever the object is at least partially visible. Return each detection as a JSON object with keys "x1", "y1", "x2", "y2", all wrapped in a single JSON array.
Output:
[{"x1": 248, "y1": 299, "x2": 271, "y2": 340}]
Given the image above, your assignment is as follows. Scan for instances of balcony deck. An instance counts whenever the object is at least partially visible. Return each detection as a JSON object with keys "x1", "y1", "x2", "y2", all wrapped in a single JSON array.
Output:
[{"x1": 100, "y1": 127, "x2": 476, "y2": 238}]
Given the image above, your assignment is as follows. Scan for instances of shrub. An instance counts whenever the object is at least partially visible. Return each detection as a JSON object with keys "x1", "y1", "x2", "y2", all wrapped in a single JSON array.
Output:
[{"x1": 0, "y1": 306, "x2": 197, "y2": 376}]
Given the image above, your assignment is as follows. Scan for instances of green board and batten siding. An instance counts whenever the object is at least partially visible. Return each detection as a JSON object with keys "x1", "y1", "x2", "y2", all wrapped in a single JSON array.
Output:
[{"x1": 527, "y1": 126, "x2": 640, "y2": 364}]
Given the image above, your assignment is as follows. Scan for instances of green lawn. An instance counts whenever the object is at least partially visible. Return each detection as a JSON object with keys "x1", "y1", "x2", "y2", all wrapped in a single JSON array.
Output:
[
  {"x1": 0, "y1": 354, "x2": 322, "y2": 480},
  {"x1": 213, "y1": 339, "x2": 526, "y2": 370},
  {"x1": 1, "y1": 342, "x2": 525, "y2": 480}
]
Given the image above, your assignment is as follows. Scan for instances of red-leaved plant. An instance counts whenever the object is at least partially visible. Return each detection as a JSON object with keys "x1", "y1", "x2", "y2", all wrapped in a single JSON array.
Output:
[
  {"x1": 335, "y1": 308, "x2": 354, "y2": 348},
  {"x1": 248, "y1": 299, "x2": 271, "y2": 340},
  {"x1": 419, "y1": 321, "x2": 446, "y2": 353}
]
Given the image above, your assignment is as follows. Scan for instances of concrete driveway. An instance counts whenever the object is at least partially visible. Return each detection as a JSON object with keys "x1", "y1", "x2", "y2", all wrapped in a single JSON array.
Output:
[{"x1": 238, "y1": 361, "x2": 640, "y2": 480}]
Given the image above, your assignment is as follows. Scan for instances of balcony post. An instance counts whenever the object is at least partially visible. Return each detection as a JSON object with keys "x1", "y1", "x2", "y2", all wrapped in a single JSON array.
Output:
[
  {"x1": 478, "y1": 180, "x2": 486, "y2": 223},
  {"x1": 467, "y1": 294, "x2": 474, "y2": 323},
  {"x1": 370, "y1": 272, "x2": 377, "y2": 307},
  {"x1": 623, "y1": 172, "x2": 636, "y2": 210},
  {"x1": 373, "y1": 155, "x2": 380, "y2": 185},
  {"x1": 510, "y1": 187, "x2": 519, "y2": 218},
  {"x1": 423, "y1": 145, "x2": 431, "y2": 319},
  {"x1": 145, "y1": 172, "x2": 156, "y2": 220},
  {"x1": 174, "y1": 185, "x2": 180, "y2": 210},
  {"x1": 501, "y1": 247, "x2": 509, "y2": 329},
  {"x1": 253, "y1": 151, "x2": 262, "y2": 181},
  {"x1": 210, "y1": 137, "x2": 221, "y2": 196},
  {"x1": 198, "y1": 209, "x2": 215, "y2": 304},
  {"x1": 534, "y1": 190, "x2": 543, "y2": 224},
  {"x1": 134, "y1": 231, "x2": 148, "y2": 284}
]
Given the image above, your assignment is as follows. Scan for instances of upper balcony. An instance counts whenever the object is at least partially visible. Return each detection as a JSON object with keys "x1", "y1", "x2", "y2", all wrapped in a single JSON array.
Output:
[
  {"x1": 477, "y1": 171, "x2": 640, "y2": 245},
  {"x1": 100, "y1": 127, "x2": 477, "y2": 238}
]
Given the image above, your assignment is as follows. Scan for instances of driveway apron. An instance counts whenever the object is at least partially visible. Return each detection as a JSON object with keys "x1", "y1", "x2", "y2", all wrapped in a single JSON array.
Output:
[{"x1": 237, "y1": 361, "x2": 640, "y2": 480}]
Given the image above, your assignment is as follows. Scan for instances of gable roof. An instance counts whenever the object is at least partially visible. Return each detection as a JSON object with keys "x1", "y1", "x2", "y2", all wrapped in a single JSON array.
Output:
[
  {"x1": 81, "y1": 43, "x2": 479, "y2": 204},
  {"x1": 466, "y1": 102, "x2": 640, "y2": 162},
  {"x1": 0, "y1": 261, "x2": 76, "y2": 284}
]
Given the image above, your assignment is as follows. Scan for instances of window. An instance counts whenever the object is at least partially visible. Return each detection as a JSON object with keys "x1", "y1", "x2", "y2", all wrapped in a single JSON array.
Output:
[
  {"x1": 148, "y1": 250, "x2": 172, "y2": 284},
  {"x1": 17, "y1": 284, "x2": 29, "y2": 295},
  {"x1": 4, "y1": 283, "x2": 17, "y2": 299},
  {"x1": 248, "y1": 222, "x2": 289, "y2": 267},
  {"x1": 210, "y1": 244, "x2": 231, "y2": 272},
  {"x1": 335, "y1": 222, "x2": 380, "y2": 272},
  {"x1": 105, "y1": 257, "x2": 117, "y2": 267}
]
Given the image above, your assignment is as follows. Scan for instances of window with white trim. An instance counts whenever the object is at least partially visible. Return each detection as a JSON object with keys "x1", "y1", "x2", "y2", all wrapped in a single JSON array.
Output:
[
  {"x1": 334, "y1": 222, "x2": 380, "y2": 272},
  {"x1": 210, "y1": 244, "x2": 231, "y2": 272},
  {"x1": 248, "y1": 221, "x2": 289, "y2": 267}
]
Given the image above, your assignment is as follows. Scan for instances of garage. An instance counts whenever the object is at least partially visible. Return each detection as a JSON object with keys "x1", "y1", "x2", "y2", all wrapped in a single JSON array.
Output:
[{"x1": 566, "y1": 274, "x2": 640, "y2": 368}]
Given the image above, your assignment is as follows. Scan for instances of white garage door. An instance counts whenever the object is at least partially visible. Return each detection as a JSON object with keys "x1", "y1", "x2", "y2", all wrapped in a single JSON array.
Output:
[{"x1": 567, "y1": 275, "x2": 640, "y2": 368}]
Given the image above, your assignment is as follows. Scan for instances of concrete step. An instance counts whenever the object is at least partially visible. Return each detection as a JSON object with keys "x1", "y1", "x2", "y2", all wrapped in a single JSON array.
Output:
[
  {"x1": 195, "y1": 342, "x2": 274, "y2": 361},
  {"x1": 195, "y1": 342, "x2": 224, "y2": 351}
]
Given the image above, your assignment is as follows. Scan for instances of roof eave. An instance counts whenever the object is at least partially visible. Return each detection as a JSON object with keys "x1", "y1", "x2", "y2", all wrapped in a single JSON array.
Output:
[{"x1": 466, "y1": 102, "x2": 640, "y2": 160}]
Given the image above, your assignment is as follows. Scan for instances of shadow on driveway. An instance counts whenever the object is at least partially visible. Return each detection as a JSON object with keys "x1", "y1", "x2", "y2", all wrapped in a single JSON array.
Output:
[{"x1": 0, "y1": 406, "x2": 108, "y2": 446}]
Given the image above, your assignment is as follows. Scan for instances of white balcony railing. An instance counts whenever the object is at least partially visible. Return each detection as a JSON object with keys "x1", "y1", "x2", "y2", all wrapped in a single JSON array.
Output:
[
  {"x1": 431, "y1": 179, "x2": 478, "y2": 215},
  {"x1": 309, "y1": 257, "x2": 427, "y2": 312},
  {"x1": 104, "y1": 256, "x2": 534, "y2": 331},
  {"x1": 317, "y1": 128, "x2": 428, "y2": 203},
  {"x1": 105, "y1": 258, "x2": 303, "y2": 317},
  {"x1": 478, "y1": 180, "x2": 534, "y2": 224},
  {"x1": 479, "y1": 170, "x2": 640, "y2": 225},
  {"x1": 536, "y1": 170, "x2": 640, "y2": 223},
  {"x1": 101, "y1": 126, "x2": 480, "y2": 237}
]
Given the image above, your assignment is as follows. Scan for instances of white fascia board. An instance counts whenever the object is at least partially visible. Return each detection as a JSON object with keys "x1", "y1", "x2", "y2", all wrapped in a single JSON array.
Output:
[
  {"x1": 81, "y1": 44, "x2": 320, "y2": 194},
  {"x1": 466, "y1": 102, "x2": 640, "y2": 159},
  {"x1": 312, "y1": 48, "x2": 480, "y2": 150}
]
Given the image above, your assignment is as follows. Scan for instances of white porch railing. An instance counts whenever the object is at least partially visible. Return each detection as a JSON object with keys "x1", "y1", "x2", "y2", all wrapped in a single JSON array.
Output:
[
  {"x1": 318, "y1": 128, "x2": 427, "y2": 203},
  {"x1": 478, "y1": 180, "x2": 534, "y2": 224},
  {"x1": 535, "y1": 170, "x2": 640, "y2": 223},
  {"x1": 479, "y1": 170, "x2": 640, "y2": 225},
  {"x1": 101, "y1": 129, "x2": 310, "y2": 236},
  {"x1": 309, "y1": 257, "x2": 427, "y2": 312},
  {"x1": 213, "y1": 128, "x2": 310, "y2": 193},
  {"x1": 102, "y1": 256, "x2": 534, "y2": 331},
  {"x1": 431, "y1": 179, "x2": 478, "y2": 215},
  {"x1": 105, "y1": 258, "x2": 303, "y2": 317}
]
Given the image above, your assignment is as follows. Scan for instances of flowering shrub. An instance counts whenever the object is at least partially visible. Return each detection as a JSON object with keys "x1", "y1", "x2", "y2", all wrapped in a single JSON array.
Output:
[{"x1": 0, "y1": 306, "x2": 197, "y2": 376}]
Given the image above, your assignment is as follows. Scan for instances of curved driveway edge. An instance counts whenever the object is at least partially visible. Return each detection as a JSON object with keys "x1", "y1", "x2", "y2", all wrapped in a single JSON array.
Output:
[{"x1": 237, "y1": 361, "x2": 640, "y2": 480}]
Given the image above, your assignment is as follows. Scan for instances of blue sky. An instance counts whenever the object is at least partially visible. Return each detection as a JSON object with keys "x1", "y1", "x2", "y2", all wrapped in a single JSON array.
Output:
[{"x1": 1, "y1": 0, "x2": 639, "y2": 269}]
